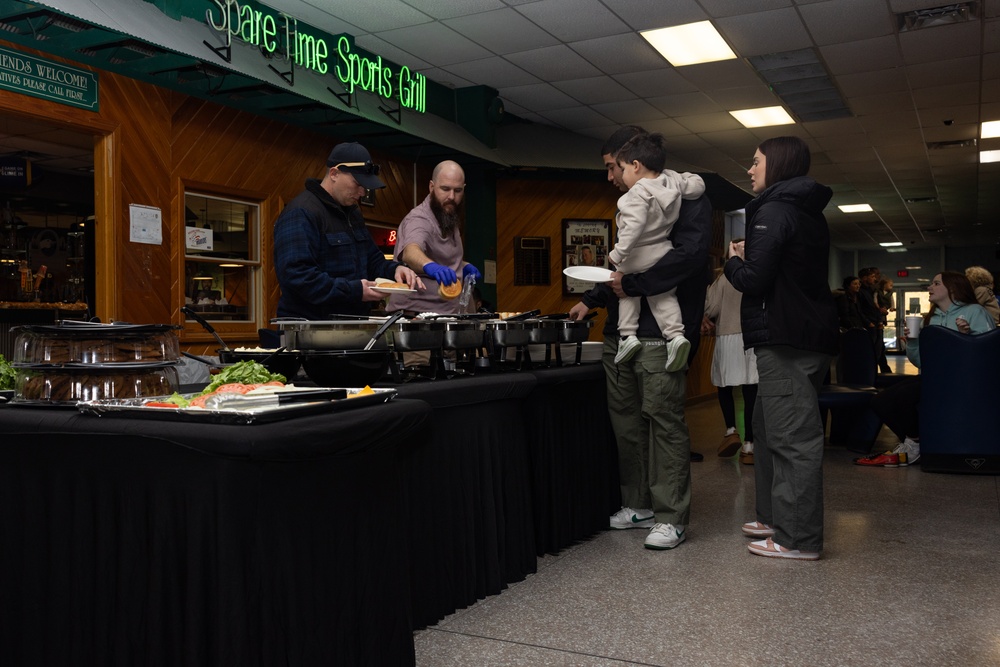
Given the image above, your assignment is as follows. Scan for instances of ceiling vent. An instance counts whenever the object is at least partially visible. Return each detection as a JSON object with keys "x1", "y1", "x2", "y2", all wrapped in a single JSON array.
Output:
[
  {"x1": 747, "y1": 49, "x2": 852, "y2": 122},
  {"x1": 897, "y1": 3, "x2": 979, "y2": 32},
  {"x1": 926, "y1": 138, "x2": 977, "y2": 149},
  {"x1": 905, "y1": 196, "x2": 938, "y2": 204}
]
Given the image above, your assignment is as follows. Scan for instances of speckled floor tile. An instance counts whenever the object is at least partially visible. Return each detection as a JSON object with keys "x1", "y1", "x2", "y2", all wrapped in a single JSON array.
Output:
[{"x1": 416, "y1": 391, "x2": 1000, "y2": 667}]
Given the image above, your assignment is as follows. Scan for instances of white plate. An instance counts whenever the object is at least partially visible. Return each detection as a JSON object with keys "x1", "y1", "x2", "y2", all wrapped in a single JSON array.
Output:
[
  {"x1": 563, "y1": 266, "x2": 613, "y2": 282},
  {"x1": 372, "y1": 286, "x2": 417, "y2": 294}
]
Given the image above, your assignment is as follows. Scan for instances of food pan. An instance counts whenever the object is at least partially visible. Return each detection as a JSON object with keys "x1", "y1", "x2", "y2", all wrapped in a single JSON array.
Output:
[
  {"x1": 557, "y1": 319, "x2": 594, "y2": 343},
  {"x1": 527, "y1": 319, "x2": 561, "y2": 345},
  {"x1": 389, "y1": 320, "x2": 445, "y2": 352},
  {"x1": 300, "y1": 350, "x2": 392, "y2": 387},
  {"x1": 274, "y1": 319, "x2": 390, "y2": 351},
  {"x1": 440, "y1": 320, "x2": 483, "y2": 350},
  {"x1": 483, "y1": 320, "x2": 530, "y2": 348}
]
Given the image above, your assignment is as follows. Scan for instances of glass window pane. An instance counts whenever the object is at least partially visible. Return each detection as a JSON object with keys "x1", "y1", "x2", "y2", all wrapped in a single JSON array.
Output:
[
  {"x1": 184, "y1": 262, "x2": 252, "y2": 322},
  {"x1": 184, "y1": 193, "x2": 256, "y2": 261}
]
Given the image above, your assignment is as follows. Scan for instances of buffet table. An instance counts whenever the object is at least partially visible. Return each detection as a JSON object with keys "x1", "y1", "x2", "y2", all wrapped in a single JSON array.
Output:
[
  {"x1": 0, "y1": 399, "x2": 429, "y2": 667},
  {"x1": 0, "y1": 363, "x2": 620, "y2": 662}
]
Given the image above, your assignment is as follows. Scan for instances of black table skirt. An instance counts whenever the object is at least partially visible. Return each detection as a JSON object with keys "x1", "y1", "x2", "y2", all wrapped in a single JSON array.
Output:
[
  {"x1": 395, "y1": 373, "x2": 538, "y2": 628},
  {"x1": 524, "y1": 364, "x2": 621, "y2": 555},
  {"x1": 0, "y1": 400, "x2": 429, "y2": 667}
]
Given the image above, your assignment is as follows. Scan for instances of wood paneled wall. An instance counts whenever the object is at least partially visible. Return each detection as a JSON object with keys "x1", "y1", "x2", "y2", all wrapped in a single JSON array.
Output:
[{"x1": 495, "y1": 176, "x2": 718, "y2": 399}]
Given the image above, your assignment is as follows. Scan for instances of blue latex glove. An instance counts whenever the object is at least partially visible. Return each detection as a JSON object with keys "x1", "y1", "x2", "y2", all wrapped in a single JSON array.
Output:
[
  {"x1": 462, "y1": 264, "x2": 482, "y2": 282},
  {"x1": 423, "y1": 262, "x2": 457, "y2": 286}
]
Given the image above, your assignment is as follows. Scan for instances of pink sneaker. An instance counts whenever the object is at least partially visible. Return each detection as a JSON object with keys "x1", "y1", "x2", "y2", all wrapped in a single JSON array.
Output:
[
  {"x1": 741, "y1": 521, "x2": 775, "y2": 538},
  {"x1": 748, "y1": 538, "x2": 820, "y2": 561}
]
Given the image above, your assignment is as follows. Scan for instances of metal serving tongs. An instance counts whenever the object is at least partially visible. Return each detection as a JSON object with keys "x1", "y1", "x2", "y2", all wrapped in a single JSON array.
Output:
[{"x1": 363, "y1": 310, "x2": 404, "y2": 350}]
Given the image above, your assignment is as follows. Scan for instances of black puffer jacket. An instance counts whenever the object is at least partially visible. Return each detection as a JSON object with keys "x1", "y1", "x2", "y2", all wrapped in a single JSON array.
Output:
[{"x1": 724, "y1": 176, "x2": 839, "y2": 354}]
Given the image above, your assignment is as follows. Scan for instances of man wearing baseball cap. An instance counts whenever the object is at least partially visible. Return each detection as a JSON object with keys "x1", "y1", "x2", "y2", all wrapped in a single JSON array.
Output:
[{"x1": 274, "y1": 141, "x2": 422, "y2": 319}]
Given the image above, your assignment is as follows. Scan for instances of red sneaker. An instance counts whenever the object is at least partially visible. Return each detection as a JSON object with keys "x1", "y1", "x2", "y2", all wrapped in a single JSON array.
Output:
[{"x1": 853, "y1": 451, "x2": 899, "y2": 467}]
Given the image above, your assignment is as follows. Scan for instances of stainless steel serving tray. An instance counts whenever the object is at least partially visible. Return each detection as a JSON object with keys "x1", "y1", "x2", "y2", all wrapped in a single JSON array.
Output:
[
  {"x1": 77, "y1": 387, "x2": 397, "y2": 425},
  {"x1": 389, "y1": 320, "x2": 445, "y2": 352},
  {"x1": 439, "y1": 319, "x2": 483, "y2": 350},
  {"x1": 273, "y1": 319, "x2": 389, "y2": 351},
  {"x1": 483, "y1": 319, "x2": 530, "y2": 348}
]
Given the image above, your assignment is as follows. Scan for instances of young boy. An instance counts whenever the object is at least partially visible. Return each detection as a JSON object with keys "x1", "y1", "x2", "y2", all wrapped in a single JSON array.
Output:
[{"x1": 609, "y1": 133, "x2": 705, "y2": 371}]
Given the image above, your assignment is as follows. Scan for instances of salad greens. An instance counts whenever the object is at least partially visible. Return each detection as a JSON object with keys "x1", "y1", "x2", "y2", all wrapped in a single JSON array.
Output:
[
  {"x1": 0, "y1": 353, "x2": 14, "y2": 391},
  {"x1": 198, "y1": 360, "x2": 286, "y2": 396}
]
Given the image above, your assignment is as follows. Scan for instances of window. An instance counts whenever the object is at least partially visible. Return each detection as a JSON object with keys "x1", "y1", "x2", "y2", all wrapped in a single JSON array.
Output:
[{"x1": 183, "y1": 192, "x2": 260, "y2": 322}]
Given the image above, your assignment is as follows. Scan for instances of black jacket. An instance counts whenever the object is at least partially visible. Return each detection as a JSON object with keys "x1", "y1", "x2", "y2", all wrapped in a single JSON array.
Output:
[
  {"x1": 582, "y1": 194, "x2": 712, "y2": 362},
  {"x1": 724, "y1": 176, "x2": 839, "y2": 355}
]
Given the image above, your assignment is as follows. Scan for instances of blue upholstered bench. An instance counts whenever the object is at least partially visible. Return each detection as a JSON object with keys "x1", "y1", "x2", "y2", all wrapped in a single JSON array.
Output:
[{"x1": 918, "y1": 326, "x2": 1000, "y2": 474}]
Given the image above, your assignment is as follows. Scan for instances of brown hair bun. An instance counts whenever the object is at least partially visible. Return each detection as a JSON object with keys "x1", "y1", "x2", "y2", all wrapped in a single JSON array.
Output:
[{"x1": 438, "y1": 280, "x2": 462, "y2": 299}]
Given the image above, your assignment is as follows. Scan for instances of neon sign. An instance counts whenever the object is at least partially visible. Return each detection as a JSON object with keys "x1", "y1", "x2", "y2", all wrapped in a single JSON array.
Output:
[{"x1": 205, "y1": 0, "x2": 425, "y2": 112}]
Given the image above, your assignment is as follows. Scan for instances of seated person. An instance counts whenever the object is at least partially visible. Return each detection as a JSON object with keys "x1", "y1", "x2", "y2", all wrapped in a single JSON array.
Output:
[
  {"x1": 964, "y1": 265, "x2": 1000, "y2": 325},
  {"x1": 857, "y1": 271, "x2": 995, "y2": 467},
  {"x1": 835, "y1": 276, "x2": 866, "y2": 330}
]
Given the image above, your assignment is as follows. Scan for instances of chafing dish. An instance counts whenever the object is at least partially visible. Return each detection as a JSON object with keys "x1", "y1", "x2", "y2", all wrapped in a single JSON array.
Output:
[
  {"x1": 556, "y1": 318, "x2": 594, "y2": 343},
  {"x1": 483, "y1": 319, "x2": 530, "y2": 348},
  {"x1": 389, "y1": 319, "x2": 445, "y2": 352},
  {"x1": 526, "y1": 319, "x2": 561, "y2": 344},
  {"x1": 273, "y1": 319, "x2": 390, "y2": 351},
  {"x1": 438, "y1": 319, "x2": 483, "y2": 350}
]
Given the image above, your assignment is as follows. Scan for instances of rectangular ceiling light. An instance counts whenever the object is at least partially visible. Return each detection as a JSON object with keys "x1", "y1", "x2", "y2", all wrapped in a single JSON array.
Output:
[
  {"x1": 838, "y1": 204, "x2": 873, "y2": 213},
  {"x1": 982, "y1": 121, "x2": 1000, "y2": 139},
  {"x1": 729, "y1": 106, "x2": 795, "y2": 128},
  {"x1": 641, "y1": 21, "x2": 736, "y2": 67},
  {"x1": 886, "y1": 247, "x2": 908, "y2": 253},
  {"x1": 980, "y1": 150, "x2": 1000, "y2": 163},
  {"x1": 880, "y1": 241, "x2": 903, "y2": 247}
]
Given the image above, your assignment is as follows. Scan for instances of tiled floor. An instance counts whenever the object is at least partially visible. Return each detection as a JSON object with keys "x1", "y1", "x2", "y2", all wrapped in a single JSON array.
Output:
[{"x1": 414, "y1": 355, "x2": 1000, "y2": 666}]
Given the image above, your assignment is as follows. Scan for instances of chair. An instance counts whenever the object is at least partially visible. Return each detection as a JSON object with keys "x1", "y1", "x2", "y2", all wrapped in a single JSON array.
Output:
[
  {"x1": 918, "y1": 326, "x2": 1000, "y2": 474},
  {"x1": 819, "y1": 328, "x2": 880, "y2": 454}
]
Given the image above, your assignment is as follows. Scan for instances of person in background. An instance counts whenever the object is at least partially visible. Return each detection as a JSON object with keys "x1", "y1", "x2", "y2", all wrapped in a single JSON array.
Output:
[
  {"x1": 388, "y1": 160, "x2": 481, "y2": 316},
  {"x1": 874, "y1": 272, "x2": 893, "y2": 373},
  {"x1": 703, "y1": 246, "x2": 758, "y2": 464},
  {"x1": 859, "y1": 271, "x2": 995, "y2": 467},
  {"x1": 608, "y1": 132, "x2": 705, "y2": 371},
  {"x1": 835, "y1": 276, "x2": 866, "y2": 330},
  {"x1": 569, "y1": 125, "x2": 712, "y2": 551},
  {"x1": 964, "y1": 265, "x2": 1000, "y2": 325},
  {"x1": 856, "y1": 268, "x2": 884, "y2": 372},
  {"x1": 725, "y1": 136, "x2": 839, "y2": 561},
  {"x1": 274, "y1": 141, "x2": 421, "y2": 319}
]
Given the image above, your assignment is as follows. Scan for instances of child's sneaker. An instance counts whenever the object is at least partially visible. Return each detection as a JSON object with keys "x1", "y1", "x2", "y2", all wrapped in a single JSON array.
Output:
[
  {"x1": 664, "y1": 335, "x2": 690, "y2": 372},
  {"x1": 614, "y1": 335, "x2": 641, "y2": 365}
]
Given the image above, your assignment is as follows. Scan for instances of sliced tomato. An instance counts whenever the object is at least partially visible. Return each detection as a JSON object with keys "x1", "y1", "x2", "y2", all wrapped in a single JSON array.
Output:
[{"x1": 145, "y1": 402, "x2": 180, "y2": 408}]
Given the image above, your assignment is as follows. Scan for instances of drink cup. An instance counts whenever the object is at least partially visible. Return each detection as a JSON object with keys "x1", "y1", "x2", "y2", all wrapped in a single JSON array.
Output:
[{"x1": 905, "y1": 315, "x2": 923, "y2": 338}]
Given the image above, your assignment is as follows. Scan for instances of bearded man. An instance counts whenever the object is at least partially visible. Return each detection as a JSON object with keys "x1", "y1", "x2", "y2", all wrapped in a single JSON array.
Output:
[{"x1": 387, "y1": 160, "x2": 482, "y2": 315}]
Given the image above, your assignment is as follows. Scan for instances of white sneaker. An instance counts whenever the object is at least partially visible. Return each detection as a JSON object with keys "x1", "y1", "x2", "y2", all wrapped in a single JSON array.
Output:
[
  {"x1": 610, "y1": 507, "x2": 654, "y2": 529},
  {"x1": 614, "y1": 335, "x2": 641, "y2": 365},
  {"x1": 644, "y1": 523, "x2": 686, "y2": 550},
  {"x1": 898, "y1": 437, "x2": 920, "y2": 465},
  {"x1": 664, "y1": 335, "x2": 691, "y2": 372}
]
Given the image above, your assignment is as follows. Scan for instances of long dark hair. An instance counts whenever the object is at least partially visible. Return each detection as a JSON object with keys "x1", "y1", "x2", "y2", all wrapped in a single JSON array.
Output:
[
  {"x1": 925, "y1": 271, "x2": 977, "y2": 323},
  {"x1": 758, "y1": 136, "x2": 811, "y2": 186}
]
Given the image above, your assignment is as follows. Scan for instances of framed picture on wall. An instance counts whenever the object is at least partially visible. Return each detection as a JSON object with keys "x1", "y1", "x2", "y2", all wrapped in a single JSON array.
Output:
[{"x1": 562, "y1": 218, "x2": 611, "y2": 295}]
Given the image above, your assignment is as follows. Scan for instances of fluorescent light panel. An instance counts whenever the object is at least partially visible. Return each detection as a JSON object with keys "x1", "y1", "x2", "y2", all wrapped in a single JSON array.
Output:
[
  {"x1": 982, "y1": 120, "x2": 1000, "y2": 138},
  {"x1": 980, "y1": 150, "x2": 1000, "y2": 163},
  {"x1": 729, "y1": 106, "x2": 795, "y2": 128},
  {"x1": 885, "y1": 248, "x2": 907, "y2": 253},
  {"x1": 839, "y1": 204, "x2": 873, "y2": 213},
  {"x1": 880, "y1": 242, "x2": 903, "y2": 247},
  {"x1": 641, "y1": 21, "x2": 736, "y2": 66}
]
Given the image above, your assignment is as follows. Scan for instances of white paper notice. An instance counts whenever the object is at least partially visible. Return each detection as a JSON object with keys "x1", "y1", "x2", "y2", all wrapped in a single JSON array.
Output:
[
  {"x1": 483, "y1": 259, "x2": 496, "y2": 284},
  {"x1": 129, "y1": 204, "x2": 162, "y2": 245},
  {"x1": 186, "y1": 226, "x2": 214, "y2": 252}
]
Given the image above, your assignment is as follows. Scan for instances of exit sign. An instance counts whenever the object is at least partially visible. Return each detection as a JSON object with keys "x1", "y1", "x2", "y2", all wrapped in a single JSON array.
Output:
[{"x1": 897, "y1": 270, "x2": 909, "y2": 278}]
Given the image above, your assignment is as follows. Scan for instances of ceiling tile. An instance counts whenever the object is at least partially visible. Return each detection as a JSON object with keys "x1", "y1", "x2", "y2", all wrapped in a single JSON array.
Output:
[
  {"x1": 699, "y1": 0, "x2": 794, "y2": 18},
  {"x1": 514, "y1": 0, "x2": 632, "y2": 41},
  {"x1": 906, "y1": 57, "x2": 981, "y2": 88},
  {"x1": 616, "y1": 70, "x2": 700, "y2": 97},
  {"x1": 498, "y1": 82, "x2": 580, "y2": 111},
  {"x1": 416, "y1": 67, "x2": 475, "y2": 90},
  {"x1": 599, "y1": 0, "x2": 710, "y2": 31},
  {"x1": 898, "y1": 22, "x2": 982, "y2": 65},
  {"x1": 836, "y1": 69, "x2": 909, "y2": 97},
  {"x1": 404, "y1": 0, "x2": 507, "y2": 19},
  {"x1": 708, "y1": 85, "x2": 783, "y2": 109},
  {"x1": 589, "y1": 99, "x2": 673, "y2": 123},
  {"x1": 849, "y1": 91, "x2": 914, "y2": 116},
  {"x1": 647, "y1": 92, "x2": 725, "y2": 116},
  {"x1": 798, "y1": 0, "x2": 895, "y2": 46},
  {"x1": 673, "y1": 112, "x2": 745, "y2": 133},
  {"x1": 552, "y1": 76, "x2": 638, "y2": 104},
  {"x1": 443, "y1": 57, "x2": 540, "y2": 88},
  {"x1": 537, "y1": 106, "x2": 617, "y2": 129},
  {"x1": 372, "y1": 23, "x2": 492, "y2": 66},
  {"x1": 911, "y1": 82, "x2": 980, "y2": 109},
  {"x1": 443, "y1": 8, "x2": 559, "y2": 54},
  {"x1": 569, "y1": 33, "x2": 670, "y2": 75},
  {"x1": 505, "y1": 45, "x2": 604, "y2": 80},
  {"x1": 820, "y1": 36, "x2": 903, "y2": 75},
  {"x1": 677, "y1": 60, "x2": 763, "y2": 90},
  {"x1": 354, "y1": 34, "x2": 432, "y2": 70},
  {"x1": 716, "y1": 8, "x2": 814, "y2": 56},
  {"x1": 301, "y1": 0, "x2": 430, "y2": 32}
]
